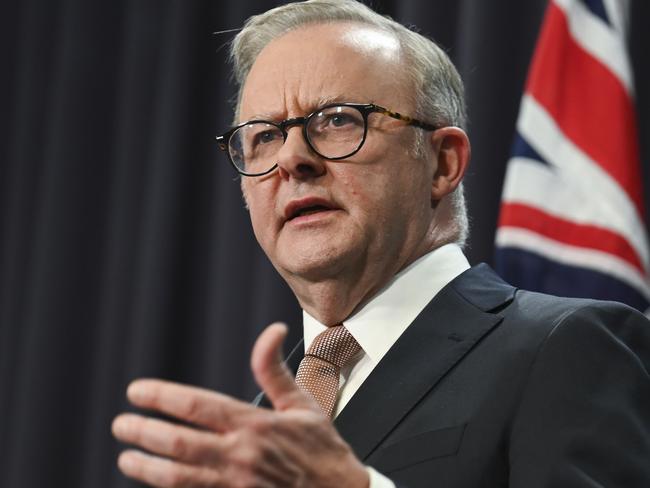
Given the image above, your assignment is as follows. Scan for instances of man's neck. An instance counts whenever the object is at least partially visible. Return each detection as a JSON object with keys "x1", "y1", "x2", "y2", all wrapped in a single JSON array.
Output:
[
  {"x1": 292, "y1": 278, "x2": 382, "y2": 326},
  {"x1": 289, "y1": 244, "x2": 437, "y2": 326}
]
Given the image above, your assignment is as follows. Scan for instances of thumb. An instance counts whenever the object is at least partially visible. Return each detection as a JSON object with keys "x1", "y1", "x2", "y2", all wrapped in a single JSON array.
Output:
[{"x1": 251, "y1": 322, "x2": 319, "y2": 412}]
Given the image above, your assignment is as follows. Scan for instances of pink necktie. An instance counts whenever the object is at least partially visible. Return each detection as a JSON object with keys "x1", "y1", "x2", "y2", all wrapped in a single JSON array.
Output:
[{"x1": 295, "y1": 325, "x2": 361, "y2": 418}]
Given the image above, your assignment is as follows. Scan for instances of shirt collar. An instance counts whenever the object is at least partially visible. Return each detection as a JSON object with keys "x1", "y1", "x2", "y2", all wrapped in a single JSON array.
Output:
[{"x1": 303, "y1": 243, "x2": 470, "y2": 364}]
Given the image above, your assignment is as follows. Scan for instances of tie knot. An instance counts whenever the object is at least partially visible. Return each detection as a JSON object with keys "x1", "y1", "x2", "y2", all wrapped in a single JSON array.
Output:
[{"x1": 306, "y1": 325, "x2": 361, "y2": 369}]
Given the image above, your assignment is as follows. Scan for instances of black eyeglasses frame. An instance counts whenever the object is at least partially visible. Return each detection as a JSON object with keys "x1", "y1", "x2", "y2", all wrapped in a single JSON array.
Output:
[{"x1": 216, "y1": 102, "x2": 438, "y2": 177}]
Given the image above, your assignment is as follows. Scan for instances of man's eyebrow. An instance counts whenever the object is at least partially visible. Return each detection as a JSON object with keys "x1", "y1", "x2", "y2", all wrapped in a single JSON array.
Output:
[
  {"x1": 315, "y1": 95, "x2": 345, "y2": 107},
  {"x1": 245, "y1": 101, "x2": 331, "y2": 121},
  {"x1": 314, "y1": 95, "x2": 368, "y2": 107},
  {"x1": 243, "y1": 112, "x2": 278, "y2": 122},
  {"x1": 242, "y1": 95, "x2": 369, "y2": 122}
]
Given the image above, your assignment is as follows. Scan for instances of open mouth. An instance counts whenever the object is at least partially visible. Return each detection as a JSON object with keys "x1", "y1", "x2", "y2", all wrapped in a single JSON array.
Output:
[
  {"x1": 285, "y1": 198, "x2": 338, "y2": 223},
  {"x1": 289, "y1": 205, "x2": 332, "y2": 220}
]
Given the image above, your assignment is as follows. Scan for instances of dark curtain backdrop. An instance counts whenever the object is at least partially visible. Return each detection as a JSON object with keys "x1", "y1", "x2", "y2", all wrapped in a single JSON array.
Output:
[{"x1": 0, "y1": 1, "x2": 648, "y2": 486}]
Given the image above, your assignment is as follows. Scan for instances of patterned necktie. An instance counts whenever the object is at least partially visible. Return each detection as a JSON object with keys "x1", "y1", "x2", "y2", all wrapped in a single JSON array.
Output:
[{"x1": 295, "y1": 325, "x2": 361, "y2": 418}]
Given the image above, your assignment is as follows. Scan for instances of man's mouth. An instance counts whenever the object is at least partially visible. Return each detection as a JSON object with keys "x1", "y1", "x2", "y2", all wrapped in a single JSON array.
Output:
[
  {"x1": 284, "y1": 198, "x2": 338, "y2": 222},
  {"x1": 291, "y1": 205, "x2": 330, "y2": 219}
]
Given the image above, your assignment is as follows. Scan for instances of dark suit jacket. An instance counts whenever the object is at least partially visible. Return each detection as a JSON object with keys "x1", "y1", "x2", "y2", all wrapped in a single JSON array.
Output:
[{"x1": 258, "y1": 264, "x2": 650, "y2": 487}]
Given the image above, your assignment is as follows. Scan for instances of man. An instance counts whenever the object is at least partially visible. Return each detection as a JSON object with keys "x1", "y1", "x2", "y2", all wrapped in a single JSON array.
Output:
[{"x1": 112, "y1": 0, "x2": 650, "y2": 487}]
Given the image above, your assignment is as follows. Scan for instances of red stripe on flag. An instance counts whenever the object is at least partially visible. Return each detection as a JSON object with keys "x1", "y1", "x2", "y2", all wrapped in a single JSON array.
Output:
[
  {"x1": 498, "y1": 202, "x2": 645, "y2": 273},
  {"x1": 525, "y1": 2, "x2": 643, "y2": 215}
]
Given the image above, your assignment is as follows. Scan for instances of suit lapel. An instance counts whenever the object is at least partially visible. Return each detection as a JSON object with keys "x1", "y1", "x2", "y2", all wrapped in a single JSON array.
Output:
[{"x1": 334, "y1": 264, "x2": 515, "y2": 460}]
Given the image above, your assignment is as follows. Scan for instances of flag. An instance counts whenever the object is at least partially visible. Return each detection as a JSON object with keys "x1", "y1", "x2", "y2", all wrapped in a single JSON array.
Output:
[{"x1": 494, "y1": 0, "x2": 650, "y2": 313}]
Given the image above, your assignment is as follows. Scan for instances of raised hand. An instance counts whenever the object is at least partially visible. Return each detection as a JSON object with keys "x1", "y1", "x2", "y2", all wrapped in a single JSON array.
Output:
[{"x1": 112, "y1": 323, "x2": 369, "y2": 488}]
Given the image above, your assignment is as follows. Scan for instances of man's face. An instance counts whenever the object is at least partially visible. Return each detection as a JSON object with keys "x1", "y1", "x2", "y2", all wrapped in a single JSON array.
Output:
[{"x1": 239, "y1": 23, "x2": 440, "y2": 292}]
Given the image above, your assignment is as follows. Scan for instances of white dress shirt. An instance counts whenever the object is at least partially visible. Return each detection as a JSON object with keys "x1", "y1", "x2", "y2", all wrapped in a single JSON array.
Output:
[{"x1": 302, "y1": 243, "x2": 471, "y2": 487}]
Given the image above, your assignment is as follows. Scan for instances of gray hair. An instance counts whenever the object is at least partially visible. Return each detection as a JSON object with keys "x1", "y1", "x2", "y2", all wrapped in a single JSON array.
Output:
[{"x1": 229, "y1": 0, "x2": 469, "y2": 247}]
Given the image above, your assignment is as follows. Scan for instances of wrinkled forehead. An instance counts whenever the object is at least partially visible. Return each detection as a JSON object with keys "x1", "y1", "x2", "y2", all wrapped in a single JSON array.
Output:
[{"x1": 237, "y1": 22, "x2": 411, "y2": 122}]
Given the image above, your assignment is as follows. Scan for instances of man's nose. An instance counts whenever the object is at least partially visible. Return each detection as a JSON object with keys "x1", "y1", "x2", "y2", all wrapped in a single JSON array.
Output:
[{"x1": 275, "y1": 126, "x2": 326, "y2": 180}]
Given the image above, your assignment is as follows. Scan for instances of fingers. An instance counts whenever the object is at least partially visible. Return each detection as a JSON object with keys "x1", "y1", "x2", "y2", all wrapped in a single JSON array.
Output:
[
  {"x1": 126, "y1": 379, "x2": 254, "y2": 431},
  {"x1": 112, "y1": 413, "x2": 223, "y2": 465},
  {"x1": 118, "y1": 449, "x2": 221, "y2": 488},
  {"x1": 251, "y1": 322, "x2": 320, "y2": 412}
]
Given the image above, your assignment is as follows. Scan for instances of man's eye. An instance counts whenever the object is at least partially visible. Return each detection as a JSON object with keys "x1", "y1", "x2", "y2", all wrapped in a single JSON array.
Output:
[
  {"x1": 327, "y1": 113, "x2": 355, "y2": 128},
  {"x1": 254, "y1": 130, "x2": 280, "y2": 145}
]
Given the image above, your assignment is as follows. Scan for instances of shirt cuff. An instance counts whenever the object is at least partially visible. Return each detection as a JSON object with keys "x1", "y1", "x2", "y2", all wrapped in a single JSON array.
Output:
[{"x1": 366, "y1": 466, "x2": 396, "y2": 488}]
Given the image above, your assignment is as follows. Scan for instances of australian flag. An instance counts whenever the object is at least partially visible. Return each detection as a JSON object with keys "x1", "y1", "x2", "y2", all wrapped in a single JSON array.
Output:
[{"x1": 495, "y1": 0, "x2": 650, "y2": 314}]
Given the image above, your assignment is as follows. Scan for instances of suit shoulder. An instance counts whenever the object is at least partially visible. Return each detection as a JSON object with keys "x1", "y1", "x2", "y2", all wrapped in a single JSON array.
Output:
[
  {"x1": 504, "y1": 290, "x2": 650, "y2": 362},
  {"x1": 511, "y1": 290, "x2": 648, "y2": 328}
]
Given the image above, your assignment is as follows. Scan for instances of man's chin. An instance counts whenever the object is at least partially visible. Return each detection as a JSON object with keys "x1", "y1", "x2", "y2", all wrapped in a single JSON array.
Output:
[{"x1": 275, "y1": 246, "x2": 355, "y2": 283}]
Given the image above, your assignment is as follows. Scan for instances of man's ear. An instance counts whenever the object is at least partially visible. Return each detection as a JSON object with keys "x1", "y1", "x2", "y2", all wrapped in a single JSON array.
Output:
[{"x1": 429, "y1": 127, "x2": 471, "y2": 201}]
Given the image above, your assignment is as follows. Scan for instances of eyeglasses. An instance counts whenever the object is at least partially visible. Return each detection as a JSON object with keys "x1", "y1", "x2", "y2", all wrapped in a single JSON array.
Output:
[{"x1": 216, "y1": 102, "x2": 438, "y2": 177}]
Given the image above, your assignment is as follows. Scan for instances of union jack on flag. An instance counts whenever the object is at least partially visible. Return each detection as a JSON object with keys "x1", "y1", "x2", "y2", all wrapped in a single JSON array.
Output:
[{"x1": 495, "y1": 0, "x2": 650, "y2": 313}]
